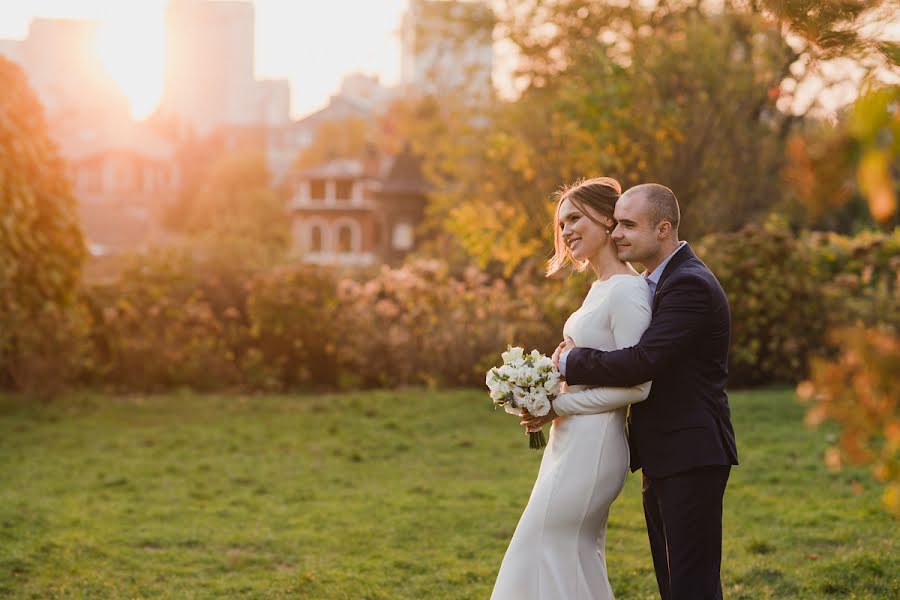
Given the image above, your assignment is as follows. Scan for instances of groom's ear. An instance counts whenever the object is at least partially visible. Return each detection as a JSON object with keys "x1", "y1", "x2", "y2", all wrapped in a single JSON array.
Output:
[{"x1": 656, "y1": 220, "x2": 672, "y2": 239}]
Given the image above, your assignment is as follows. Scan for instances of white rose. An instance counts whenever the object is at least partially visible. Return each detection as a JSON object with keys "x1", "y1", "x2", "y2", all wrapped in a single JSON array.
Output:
[
  {"x1": 530, "y1": 395, "x2": 551, "y2": 417},
  {"x1": 502, "y1": 346, "x2": 525, "y2": 365},
  {"x1": 519, "y1": 366, "x2": 539, "y2": 387},
  {"x1": 498, "y1": 364, "x2": 516, "y2": 380},
  {"x1": 536, "y1": 355, "x2": 554, "y2": 370},
  {"x1": 486, "y1": 369, "x2": 499, "y2": 389},
  {"x1": 543, "y1": 377, "x2": 561, "y2": 397},
  {"x1": 512, "y1": 386, "x2": 528, "y2": 408},
  {"x1": 489, "y1": 388, "x2": 506, "y2": 402}
]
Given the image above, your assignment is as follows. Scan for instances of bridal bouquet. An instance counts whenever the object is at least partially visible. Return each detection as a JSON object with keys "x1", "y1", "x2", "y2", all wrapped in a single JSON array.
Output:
[{"x1": 486, "y1": 346, "x2": 562, "y2": 450}]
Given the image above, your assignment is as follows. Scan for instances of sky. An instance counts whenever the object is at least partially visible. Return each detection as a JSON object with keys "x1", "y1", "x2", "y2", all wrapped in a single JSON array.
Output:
[{"x1": 0, "y1": 0, "x2": 410, "y2": 119}]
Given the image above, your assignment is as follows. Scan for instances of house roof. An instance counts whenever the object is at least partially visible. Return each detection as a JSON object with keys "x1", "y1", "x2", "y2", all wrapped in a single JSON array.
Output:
[
  {"x1": 288, "y1": 145, "x2": 427, "y2": 196},
  {"x1": 378, "y1": 146, "x2": 428, "y2": 195},
  {"x1": 55, "y1": 123, "x2": 174, "y2": 163}
]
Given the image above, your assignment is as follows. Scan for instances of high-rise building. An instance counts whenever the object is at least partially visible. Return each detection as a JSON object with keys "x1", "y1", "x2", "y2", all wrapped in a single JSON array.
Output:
[
  {"x1": 401, "y1": 0, "x2": 494, "y2": 100},
  {"x1": 0, "y1": 18, "x2": 129, "y2": 124},
  {"x1": 161, "y1": 0, "x2": 289, "y2": 134}
]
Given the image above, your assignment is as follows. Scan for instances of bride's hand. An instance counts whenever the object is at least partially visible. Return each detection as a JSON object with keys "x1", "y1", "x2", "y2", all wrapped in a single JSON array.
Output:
[
  {"x1": 520, "y1": 406, "x2": 559, "y2": 432},
  {"x1": 551, "y1": 341, "x2": 566, "y2": 372}
]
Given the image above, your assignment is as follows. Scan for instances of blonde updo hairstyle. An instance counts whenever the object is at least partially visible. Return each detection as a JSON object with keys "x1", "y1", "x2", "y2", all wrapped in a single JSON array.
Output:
[{"x1": 546, "y1": 176, "x2": 622, "y2": 277}]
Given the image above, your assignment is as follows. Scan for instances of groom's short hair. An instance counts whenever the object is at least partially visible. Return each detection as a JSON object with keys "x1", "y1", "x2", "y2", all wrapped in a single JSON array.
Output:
[{"x1": 627, "y1": 183, "x2": 680, "y2": 232}]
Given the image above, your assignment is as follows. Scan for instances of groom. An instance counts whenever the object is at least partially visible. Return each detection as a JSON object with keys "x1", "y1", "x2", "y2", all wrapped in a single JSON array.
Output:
[{"x1": 554, "y1": 184, "x2": 738, "y2": 600}]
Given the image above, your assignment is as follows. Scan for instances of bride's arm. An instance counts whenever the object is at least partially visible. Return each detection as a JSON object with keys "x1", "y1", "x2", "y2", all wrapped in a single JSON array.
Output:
[{"x1": 553, "y1": 279, "x2": 653, "y2": 416}]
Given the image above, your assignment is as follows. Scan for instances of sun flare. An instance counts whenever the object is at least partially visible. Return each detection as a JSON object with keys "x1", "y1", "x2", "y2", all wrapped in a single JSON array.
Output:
[{"x1": 94, "y1": 14, "x2": 164, "y2": 119}]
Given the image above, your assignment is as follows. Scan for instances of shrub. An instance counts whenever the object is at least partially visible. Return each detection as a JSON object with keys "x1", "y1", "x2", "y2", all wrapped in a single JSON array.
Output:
[
  {"x1": 808, "y1": 228, "x2": 900, "y2": 332},
  {"x1": 84, "y1": 248, "x2": 244, "y2": 391},
  {"x1": 334, "y1": 260, "x2": 568, "y2": 388},
  {"x1": 695, "y1": 221, "x2": 828, "y2": 386},
  {"x1": 243, "y1": 265, "x2": 340, "y2": 391}
]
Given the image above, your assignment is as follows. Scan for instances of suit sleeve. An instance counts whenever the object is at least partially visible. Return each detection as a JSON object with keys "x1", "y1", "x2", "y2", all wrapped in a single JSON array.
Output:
[
  {"x1": 553, "y1": 280, "x2": 653, "y2": 416},
  {"x1": 564, "y1": 275, "x2": 711, "y2": 388}
]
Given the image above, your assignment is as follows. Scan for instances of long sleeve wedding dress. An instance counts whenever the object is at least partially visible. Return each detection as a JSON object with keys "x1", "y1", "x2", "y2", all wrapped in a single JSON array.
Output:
[{"x1": 491, "y1": 274, "x2": 652, "y2": 600}]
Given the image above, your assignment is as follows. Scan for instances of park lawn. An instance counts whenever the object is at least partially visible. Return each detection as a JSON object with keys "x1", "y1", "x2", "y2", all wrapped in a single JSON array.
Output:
[{"x1": 0, "y1": 388, "x2": 897, "y2": 599}]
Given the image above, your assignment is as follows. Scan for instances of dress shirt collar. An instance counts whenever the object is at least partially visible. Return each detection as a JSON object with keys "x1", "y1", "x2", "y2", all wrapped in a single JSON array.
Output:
[{"x1": 645, "y1": 240, "x2": 687, "y2": 284}]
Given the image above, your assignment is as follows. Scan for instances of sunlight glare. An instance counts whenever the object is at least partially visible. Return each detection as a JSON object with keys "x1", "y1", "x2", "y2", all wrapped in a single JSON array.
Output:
[{"x1": 95, "y1": 12, "x2": 164, "y2": 119}]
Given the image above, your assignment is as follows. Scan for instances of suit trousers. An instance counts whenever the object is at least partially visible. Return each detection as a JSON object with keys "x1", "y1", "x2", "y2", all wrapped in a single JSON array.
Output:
[{"x1": 641, "y1": 465, "x2": 731, "y2": 600}]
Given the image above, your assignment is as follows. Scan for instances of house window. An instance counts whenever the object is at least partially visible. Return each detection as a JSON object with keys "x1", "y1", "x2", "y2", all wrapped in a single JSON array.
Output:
[
  {"x1": 337, "y1": 225, "x2": 353, "y2": 252},
  {"x1": 310, "y1": 225, "x2": 323, "y2": 252},
  {"x1": 392, "y1": 222, "x2": 414, "y2": 250},
  {"x1": 309, "y1": 179, "x2": 326, "y2": 201},
  {"x1": 335, "y1": 179, "x2": 353, "y2": 201}
]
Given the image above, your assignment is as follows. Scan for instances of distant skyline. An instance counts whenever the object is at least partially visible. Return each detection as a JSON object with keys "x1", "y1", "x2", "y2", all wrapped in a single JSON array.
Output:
[{"x1": 0, "y1": 0, "x2": 409, "y2": 120}]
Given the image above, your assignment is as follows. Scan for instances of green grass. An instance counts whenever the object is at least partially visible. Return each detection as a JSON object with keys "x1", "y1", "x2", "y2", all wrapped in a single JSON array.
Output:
[{"x1": 0, "y1": 388, "x2": 897, "y2": 599}]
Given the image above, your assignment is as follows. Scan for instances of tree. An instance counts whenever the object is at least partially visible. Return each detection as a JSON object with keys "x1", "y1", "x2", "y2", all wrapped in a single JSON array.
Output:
[
  {"x1": 182, "y1": 150, "x2": 290, "y2": 265},
  {"x1": 400, "y1": 0, "x2": 900, "y2": 274},
  {"x1": 293, "y1": 116, "x2": 372, "y2": 169},
  {"x1": 0, "y1": 56, "x2": 87, "y2": 390}
]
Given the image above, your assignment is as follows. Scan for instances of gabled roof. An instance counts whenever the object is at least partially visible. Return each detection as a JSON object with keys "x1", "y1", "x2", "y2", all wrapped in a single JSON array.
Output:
[
  {"x1": 55, "y1": 123, "x2": 174, "y2": 163},
  {"x1": 378, "y1": 146, "x2": 428, "y2": 195}
]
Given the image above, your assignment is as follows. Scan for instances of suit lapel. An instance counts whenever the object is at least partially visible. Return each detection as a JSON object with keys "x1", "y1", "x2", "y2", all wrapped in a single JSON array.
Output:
[{"x1": 652, "y1": 243, "x2": 696, "y2": 311}]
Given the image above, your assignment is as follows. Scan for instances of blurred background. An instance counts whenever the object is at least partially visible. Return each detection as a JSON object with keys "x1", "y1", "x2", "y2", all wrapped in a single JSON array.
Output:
[{"x1": 1, "y1": 0, "x2": 898, "y2": 595}]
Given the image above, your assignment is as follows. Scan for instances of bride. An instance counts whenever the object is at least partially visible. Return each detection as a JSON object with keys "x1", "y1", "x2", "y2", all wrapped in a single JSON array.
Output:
[{"x1": 490, "y1": 177, "x2": 652, "y2": 600}]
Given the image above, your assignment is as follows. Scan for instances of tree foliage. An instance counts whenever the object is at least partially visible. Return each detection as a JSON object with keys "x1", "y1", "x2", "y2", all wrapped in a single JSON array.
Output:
[
  {"x1": 293, "y1": 116, "x2": 372, "y2": 170},
  {"x1": 402, "y1": 0, "x2": 899, "y2": 274},
  {"x1": 0, "y1": 56, "x2": 86, "y2": 390},
  {"x1": 182, "y1": 150, "x2": 290, "y2": 265}
]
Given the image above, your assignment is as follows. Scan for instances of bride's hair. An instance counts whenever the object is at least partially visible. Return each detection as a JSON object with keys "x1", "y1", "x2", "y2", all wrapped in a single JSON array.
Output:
[{"x1": 546, "y1": 176, "x2": 621, "y2": 277}]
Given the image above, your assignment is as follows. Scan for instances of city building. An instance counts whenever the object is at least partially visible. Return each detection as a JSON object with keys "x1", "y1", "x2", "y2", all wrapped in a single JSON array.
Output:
[
  {"x1": 160, "y1": 0, "x2": 290, "y2": 134},
  {"x1": 0, "y1": 18, "x2": 129, "y2": 125},
  {"x1": 401, "y1": 0, "x2": 494, "y2": 100},
  {"x1": 58, "y1": 124, "x2": 180, "y2": 255},
  {"x1": 287, "y1": 146, "x2": 427, "y2": 266},
  {"x1": 266, "y1": 73, "x2": 398, "y2": 182}
]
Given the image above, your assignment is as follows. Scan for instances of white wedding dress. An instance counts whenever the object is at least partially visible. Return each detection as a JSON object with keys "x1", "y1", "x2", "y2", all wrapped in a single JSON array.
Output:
[{"x1": 491, "y1": 274, "x2": 652, "y2": 600}]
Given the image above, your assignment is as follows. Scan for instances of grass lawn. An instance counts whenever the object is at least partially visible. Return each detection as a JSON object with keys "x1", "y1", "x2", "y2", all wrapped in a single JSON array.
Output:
[{"x1": 0, "y1": 387, "x2": 897, "y2": 599}]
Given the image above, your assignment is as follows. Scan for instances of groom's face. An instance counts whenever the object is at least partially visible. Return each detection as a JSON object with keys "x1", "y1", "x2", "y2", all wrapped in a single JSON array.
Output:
[{"x1": 611, "y1": 193, "x2": 660, "y2": 263}]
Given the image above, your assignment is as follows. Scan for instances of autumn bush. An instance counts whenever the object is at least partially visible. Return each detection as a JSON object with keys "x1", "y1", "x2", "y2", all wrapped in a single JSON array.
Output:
[
  {"x1": 334, "y1": 259, "x2": 573, "y2": 388},
  {"x1": 695, "y1": 221, "x2": 829, "y2": 386},
  {"x1": 242, "y1": 264, "x2": 341, "y2": 391},
  {"x1": 83, "y1": 248, "x2": 246, "y2": 391},
  {"x1": 5, "y1": 225, "x2": 896, "y2": 395},
  {"x1": 809, "y1": 228, "x2": 900, "y2": 332},
  {"x1": 694, "y1": 222, "x2": 899, "y2": 386}
]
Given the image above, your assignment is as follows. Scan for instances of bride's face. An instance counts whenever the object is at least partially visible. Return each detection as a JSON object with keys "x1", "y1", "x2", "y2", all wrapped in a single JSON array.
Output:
[{"x1": 557, "y1": 198, "x2": 613, "y2": 262}]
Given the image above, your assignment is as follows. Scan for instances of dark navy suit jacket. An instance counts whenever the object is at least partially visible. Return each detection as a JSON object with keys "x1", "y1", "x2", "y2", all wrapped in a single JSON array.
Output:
[{"x1": 565, "y1": 243, "x2": 738, "y2": 478}]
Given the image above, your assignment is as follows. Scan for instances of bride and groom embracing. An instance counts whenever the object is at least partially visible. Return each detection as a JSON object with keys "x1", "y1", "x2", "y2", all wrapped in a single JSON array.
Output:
[{"x1": 490, "y1": 178, "x2": 739, "y2": 600}]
